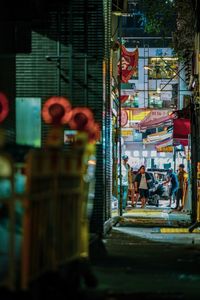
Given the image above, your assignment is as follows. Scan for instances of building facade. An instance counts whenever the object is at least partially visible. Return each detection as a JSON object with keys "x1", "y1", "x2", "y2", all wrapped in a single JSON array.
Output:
[{"x1": 0, "y1": 0, "x2": 113, "y2": 235}]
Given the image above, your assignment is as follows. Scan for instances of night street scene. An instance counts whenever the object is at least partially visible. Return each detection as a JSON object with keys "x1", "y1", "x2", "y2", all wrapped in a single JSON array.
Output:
[{"x1": 0, "y1": 1, "x2": 200, "y2": 299}]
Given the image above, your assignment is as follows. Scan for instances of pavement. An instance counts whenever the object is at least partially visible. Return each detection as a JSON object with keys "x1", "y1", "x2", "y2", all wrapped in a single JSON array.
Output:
[
  {"x1": 1, "y1": 198, "x2": 200, "y2": 300},
  {"x1": 112, "y1": 200, "x2": 192, "y2": 228},
  {"x1": 84, "y1": 226, "x2": 200, "y2": 299},
  {"x1": 1, "y1": 224, "x2": 200, "y2": 300}
]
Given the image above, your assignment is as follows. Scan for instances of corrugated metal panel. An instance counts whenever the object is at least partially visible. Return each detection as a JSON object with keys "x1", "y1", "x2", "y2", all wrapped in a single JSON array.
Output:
[
  {"x1": 16, "y1": 8, "x2": 71, "y2": 147},
  {"x1": 69, "y1": 0, "x2": 105, "y2": 234},
  {"x1": 15, "y1": 0, "x2": 112, "y2": 234},
  {"x1": 104, "y1": 0, "x2": 112, "y2": 223}
]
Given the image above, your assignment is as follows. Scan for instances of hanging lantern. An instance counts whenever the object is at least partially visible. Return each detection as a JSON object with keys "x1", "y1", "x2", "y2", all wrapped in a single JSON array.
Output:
[
  {"x1": 42, "y1": 96, "x2": 72, "y2": 125},
  {"x1": 68, "y1": 107, "x2": 94, "y2": 131}
]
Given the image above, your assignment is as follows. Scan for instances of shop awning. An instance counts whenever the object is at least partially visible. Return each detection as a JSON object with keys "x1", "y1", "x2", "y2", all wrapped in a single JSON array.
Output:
[
  {"x1": 143, "y1": 130, "x2": 172, "y2": 144},
  {"x1": 139, "y1": 114, "x2": 174, "y2": 130},
  {"x1": 173, "y1": 118, "x2": 191, "y2": 146}
]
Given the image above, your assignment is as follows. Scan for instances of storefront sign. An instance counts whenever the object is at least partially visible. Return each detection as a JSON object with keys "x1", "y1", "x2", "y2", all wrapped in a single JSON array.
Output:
[
  {"x1": 121, "y1": 129, "x2": 133, "y2": 136},
  {"x1": 121, "y1": 89, "x2": 137, "y2": 95},
  {"x1": 121, "y1": 108, "x2": 150, "y2": 128},
  {"x1": 157, "y1": 146, "x2": 173, "y2": 152},
  {"x1": 121, "y1": 108, "x2": 174, "y2": 129}
]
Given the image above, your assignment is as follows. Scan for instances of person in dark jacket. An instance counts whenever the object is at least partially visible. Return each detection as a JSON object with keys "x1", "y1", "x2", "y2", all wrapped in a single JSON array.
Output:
[
  {"x1": 163, "y1": 168, "x2": 178, "y2": 207},
  {"x1": 134, "y1": 165, "x2": 152, "y2": 208}
]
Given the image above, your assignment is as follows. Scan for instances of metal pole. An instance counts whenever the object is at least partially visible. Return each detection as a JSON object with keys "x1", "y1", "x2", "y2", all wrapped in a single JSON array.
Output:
[
  {"x1": 84, "y1": 54, "x2": 88, "y2": 106},
  {"x1": 173, "y1": 147, "x2": 176, "y2": 172},
  {"x1": 118, "y1": 16, "x2": 123, "y2": 216},
  {"x1": 57, "y1": 10, "x2": 61, "y2": 96}
]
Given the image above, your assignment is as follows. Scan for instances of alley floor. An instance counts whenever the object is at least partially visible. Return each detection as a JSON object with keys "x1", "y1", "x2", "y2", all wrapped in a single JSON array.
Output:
[
  {"x1": 1, "y1": 225, "x2": 200, "y2": 300},
  {"x1": 82, "y1": 227, "x2": 200, "y2": 300},
  {"x1": 112, "y1": 199, "x2": 192, "y2": 228}
]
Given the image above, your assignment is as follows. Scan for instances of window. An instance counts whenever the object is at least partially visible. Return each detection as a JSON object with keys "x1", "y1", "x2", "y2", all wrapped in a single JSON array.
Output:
[
  {"x1": 16, "y1": 98, "x2": 41, "y2": 147},
  {"x1": 148, "y1": 57, "x2": 178, "y2": 80},
  {"x1": 148, "y1": 93, "x2": 163, "y2": 108},
  {"x1": 121, "y1": 95, "x2": 139, "y2": 108}
]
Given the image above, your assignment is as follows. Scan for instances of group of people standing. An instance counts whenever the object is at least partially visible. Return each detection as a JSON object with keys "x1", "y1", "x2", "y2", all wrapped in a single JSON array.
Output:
[
  {"x1": 119, "y1": 155, "x2": 188, "y2": 212},
  {"x1": 119, "y1": 155, "x2": 152, "y2": 210},
  {"x1": 163, "y1": 164, "x2": 188, "y2": 211}
]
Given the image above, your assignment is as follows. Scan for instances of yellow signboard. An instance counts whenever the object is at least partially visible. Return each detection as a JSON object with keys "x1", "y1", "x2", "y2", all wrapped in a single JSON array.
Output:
[
  {"x1": 157, "y1": 146, "x2": 173, "y2": 152},
  {"x1": 121, "y1": 129, "x2": 133, "y2": 136},
  {"x1": 126, "y1": 109, "x2": 150, "y2": 121}
]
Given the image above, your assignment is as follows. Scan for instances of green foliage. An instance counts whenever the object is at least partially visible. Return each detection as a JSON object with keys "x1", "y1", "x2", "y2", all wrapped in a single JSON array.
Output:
[
  {"x1": 141, "y1": 0, "x2": 176, "y2": 35},
  {"x1": 172, "y1": 0, "x2": 195, "y2": 57}
]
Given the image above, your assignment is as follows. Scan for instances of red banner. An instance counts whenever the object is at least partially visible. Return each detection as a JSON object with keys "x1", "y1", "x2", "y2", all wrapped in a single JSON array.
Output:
[
  {"x1": 118, "y1": 46, "x2": 138, "y2": 83},
  {"x1": 120, "y1": 95, "x2": 129, "y2": 103},
  {"x1": 173, "y1": 118, "x2": 191, "y2": 146}
]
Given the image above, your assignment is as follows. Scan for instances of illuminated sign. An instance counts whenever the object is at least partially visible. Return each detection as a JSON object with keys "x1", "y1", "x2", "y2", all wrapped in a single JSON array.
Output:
[
  {"x1": 157, "y1": 146, "x2": 173, "y2": 152},
  {"x1": 121, "y1": 129, "x2": 133, "y2": 136}
]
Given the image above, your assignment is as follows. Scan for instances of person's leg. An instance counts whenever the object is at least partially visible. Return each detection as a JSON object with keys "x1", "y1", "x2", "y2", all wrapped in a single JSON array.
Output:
[
  {"x1": 169, "y1": 188, "x2": 176, "y2": 207},
  {"x1": 172, "y1": 189, "x2": 177, "y2": 204},
  {"x1": 178, "y1": 189, "x2": 184, "y2": 210},
  {"x1": 175, "y1": 188, "x2": 181, "y2": 209},
  {"x1": 133, "y1": 190, "x2": 139, "y2": 207},
  {"x1": 167, "y1": 188, "x2": 172, "y2": 207},
  {"x1": 122, "y1": 186, "x2": 128, "y2": 209},
  {"x1": 140, "y1": 189, "x2": 147, "y2": 208},
  {"x1": 144, "y1": 189, "x2": 149, "y2": 208},
  {"x1": 130, "y1": 188, "x2": 135, "y2": 206},
  {"x1": 141, "y1": 197, "x2": 145, "y2": 208}
]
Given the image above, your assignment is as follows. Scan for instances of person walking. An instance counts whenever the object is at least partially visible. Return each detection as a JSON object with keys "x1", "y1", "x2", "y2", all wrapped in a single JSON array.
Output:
[
  {"x1": 118, "y1": 155, "x2": 131, "y2": 211},
  {"x1": 163, "y1": 168, "x2": 178, "y2": 208},
  {"x1": 175, "y1": 164, "x2": 188, "y2": 211},
  {"x1": 134, "y1": 165, "x2": 152, "y2": 208}
]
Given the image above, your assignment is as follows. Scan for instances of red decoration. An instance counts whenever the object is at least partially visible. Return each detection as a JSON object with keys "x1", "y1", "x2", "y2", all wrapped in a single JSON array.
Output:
[
  {"x1": 42, "y1": 96, "x2": 72, "y2": 125},
  {"x1": 120, "y1": 95, "x2": 129, "y2": 103},
  {"x1": 88, "y1": 122, "x2": 101, "y2": 143},
  {"x1": 173, "y1": 118, "x2": 191, "y2": 146},
  {"x1": 68, "y1": 107, "x2": 94, "y2": 131},
  {"x1": 118, "y1": 45, "x2": 138, "y2": 83},
  {"x1": 0, "y1": 92, "x2": 9, "y2": 123},
  {"x1": 42, "y1": 96, "x2": 100, "y2": 143},
  {"x1": 121, "y1": 109, "x2": 128, "y2": 127}
]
